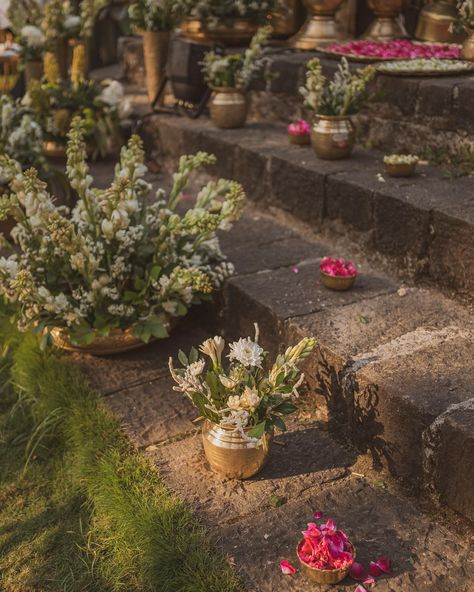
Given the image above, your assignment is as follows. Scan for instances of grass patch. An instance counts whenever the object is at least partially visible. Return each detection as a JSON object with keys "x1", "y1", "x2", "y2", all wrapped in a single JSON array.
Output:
[{"x1": 0, "y1": 324, "x2": 243, "y2": 592}]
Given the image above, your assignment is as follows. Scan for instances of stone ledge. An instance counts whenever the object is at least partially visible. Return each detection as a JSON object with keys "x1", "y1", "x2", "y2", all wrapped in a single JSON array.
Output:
[{"x1": 144, "y1": 115, "x2": 474, "y2": 298}]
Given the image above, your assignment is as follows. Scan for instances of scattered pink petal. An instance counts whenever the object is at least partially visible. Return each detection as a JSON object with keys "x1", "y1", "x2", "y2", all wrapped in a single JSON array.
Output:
[
  {"x1": 288, "y1": 119, "x2": 311, "y2": 135},
  {"x1": 314, "y1": 511, "x2": 323, "y2": 519},
  {"x1": 375, "y1": 557, "x2": 391, "y2": 574},
  {"x1": 280, "y1": 560, "x2": 297, "y2": 575},
  {"x1": 363, "y1": 575, "x2": 376, "y2": 587},
  {"x1": 354, "y1": 586, "x2": 367, "y2": 592},
  {"x1": 369, "y1": 561, "x2": 382, "y2": 577},
  {"x1": 292, "y1": 266, "x2": 299, "y2": 273},
  {"x1": 350, "y1": 562, "x2": 369, "y2": 582}
]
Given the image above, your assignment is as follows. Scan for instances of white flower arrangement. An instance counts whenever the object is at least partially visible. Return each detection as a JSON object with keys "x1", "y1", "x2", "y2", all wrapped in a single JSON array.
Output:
[
  {"x1": 383, "y1": 154, "x2": 419, "y2": 166},
  {"x1": 18, "y1": 25, "x2": 46, "y2": 61},
  {"x1": 202, "y1": 26, "x2": 272, "y2": 90},
  {"x1": 0, "y1": 95, "x2": 43, "y2": 180},
  {"x1": 41, "y1": 0, "x2": 106, "y2": 41},
  {"x1": 0, "y1": 117, "x2": 244, "y2": 348},
  {"x1": 182, "y1": 0, "x2": 282, "y2": 25},
  {"x1": 169, "y1": 325, "x2": 317, "y2": 444},
  {"x1": 128, "y1": 0, "x2": 184, "y2": 31}
]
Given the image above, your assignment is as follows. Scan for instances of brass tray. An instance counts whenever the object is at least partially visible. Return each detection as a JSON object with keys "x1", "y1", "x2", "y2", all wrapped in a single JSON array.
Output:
[{"x1": 376, "y1": 60, "x2": 474, "y2": 77}]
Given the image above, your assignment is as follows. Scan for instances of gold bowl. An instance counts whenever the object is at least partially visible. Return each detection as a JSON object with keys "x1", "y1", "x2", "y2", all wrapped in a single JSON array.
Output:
[
  {"x1": 181, "y1": 18, "x2": 259, "y2": 46},
  {"x1": 384, "y1": 162, "x2": 417, "y2": 177},
  {"x1": 49, "y1": 322, "x2": 173, "y2": 356},
  {"x1": 320, "y1": 270, "x2": 357, "y2": 290},
  {"x1": 288, "y1": 132, "x2": 311, "y2": 145},
  {"x1": 202, "y1": 420, "x2": 272, "y2": 479},
  {"x1": 209, "y1": 87, "x2": 248, "y2": 129},
  {"x1": 311, "y1": 115, "x2": 355, "y2": 160},
  {"x1": 297, "y1": 539, "x2": 356, "y2": 584}
]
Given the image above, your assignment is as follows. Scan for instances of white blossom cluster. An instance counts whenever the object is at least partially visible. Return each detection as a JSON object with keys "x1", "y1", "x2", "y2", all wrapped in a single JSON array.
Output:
[
  {"x1": 0, "y1": 117, "x2": 244, "y2": 347},
  {"x1": 128, "y1": 0, "x2": 184, "y2": 31},
  {"x1": 170, "y1": 327, "x2": 317, "y2": 444},
  {"x1": 183, "y1": 0, "x2": 282, "y2": 24},
  {"x1": 0, "y1": 95, "x2": 43, "y2": 182}
]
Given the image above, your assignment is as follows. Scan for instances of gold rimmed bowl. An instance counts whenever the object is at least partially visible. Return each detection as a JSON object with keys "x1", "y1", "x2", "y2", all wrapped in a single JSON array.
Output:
[
  {"x1": 297, "y1": 539, "x2": 356, "y2": 584},
  {"x1": 384, "y1": 162, "x2": 418, "y2": 178},
  {"x1": 320, "y1": 270, "x2": 357, "y2": 291}
]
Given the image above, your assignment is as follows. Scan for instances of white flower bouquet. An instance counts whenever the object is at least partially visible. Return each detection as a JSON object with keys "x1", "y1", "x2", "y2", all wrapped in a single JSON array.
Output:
[
  {"x1": 170, "y1": 326, "x2": 316, "y2": 442},
  {"x1": 0, "y1": 117, "x2": 244, "y2": 348},
  {"x1": 183, "y1": 0, "x2": 282, "y2": 24},
  {"x1": 300, "y1": 58, "x2": 375, "y2": 116},
  {"x1": 202, "y1": 26, "x2": 272, "y2": 89},
  {"x1": 18, "y1": 25, "x2": 46, "y2": 61}
]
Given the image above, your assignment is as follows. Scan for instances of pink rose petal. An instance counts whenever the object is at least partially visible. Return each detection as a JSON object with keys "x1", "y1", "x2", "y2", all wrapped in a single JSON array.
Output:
[
  {"x1": 292, "y1": 266, "x2": 299, "y2": 273},
  {"x1": 369, "y1": 561, "x2": 382, "y2": 577},
  {"x1": 280, "y1": 560, "x2": 297, "y2": 575},
  {"x1": 314, "y1": 511, "x2": 323, "y2": 519},
  {"x1": 354, "y1": 586, "x2": 367, "y2": 592},
  {"x1": 350, "y1": 562, "x2": 369, "y2": 582},
  {"x1": 376, "y1": 557, "x2": 391, "y2": 574}
]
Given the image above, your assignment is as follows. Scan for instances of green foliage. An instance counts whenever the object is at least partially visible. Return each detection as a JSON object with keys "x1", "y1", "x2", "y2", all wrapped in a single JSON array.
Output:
[{"x1": 0, "y1": 316, "x2": 243, "y2": 592}]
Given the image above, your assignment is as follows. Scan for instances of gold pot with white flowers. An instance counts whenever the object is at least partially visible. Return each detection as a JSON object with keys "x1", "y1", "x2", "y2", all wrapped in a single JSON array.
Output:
[
  {"x1": 170, "y1": 326, "x2": 316, "y2": 479},
  {"x1": 300, "y1": 58, "x2": 375, "y2": 160},
  {"x1": 202, "y1": 26, "x2": 272, "y2": 129},
  {"x1": 452, "y1": 1, "x2": 474, "y2": 60},
  {"x1": 0, "y1": 118, "x2": 244, "y2": 355}
]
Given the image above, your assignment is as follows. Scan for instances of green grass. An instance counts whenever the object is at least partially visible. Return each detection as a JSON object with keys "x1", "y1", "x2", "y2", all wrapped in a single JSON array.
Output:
[{"x1": 0, "y1": 323, "x2": 243, "y2": 592}]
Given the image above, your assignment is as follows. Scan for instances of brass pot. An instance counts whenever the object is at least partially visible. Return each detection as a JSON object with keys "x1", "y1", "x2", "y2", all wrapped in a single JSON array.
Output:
[
  {"x1": 363, "y1": 0, "x2": 408, "y2": 40},
  {"x1": 298, "y1": 540, "x2": 356, "y2": 584},
  {"x1": 209, "y1": 87, "x2": 248, "y2": 129},
  {"x1": 320, "y1": 270, "x2": 357, "y2": 290},
  {"x1": 311, "y1": 115, "x2": 355, "y2": 160},
  {"x1": 384, "y1": 162, "x2": 417, "y2": 177},
  {"x1": 289, "y1": 132, "x2": 311, "y2": 145},
  {"x1": 415, "y1": 0, "x2": 463, "y2": 43},
  {"x1": 49, "y1": 326, "x2": 154, "y2": 356},
  {"x1": 142, "y1": 30, "x2": 171, "y2": 105},
  {"x1": 289, "y1": 0, "x2": 345, "y2": 48},
  {"x1": 202, "y1": 420, "x2": 272, "y2": 479},
  {"x1": 24, "y1": 60, "x2": 43, "y2": 89},
  {"x1": 271, "y1": 0, "x2": 306, "y2": 39},
  {"x1": 181, "y1": 18, "x2": 259, "y2": 46},
  {"x1": 42, "y1": 140, "x2": 67, "y2": 161},
  {"x1": 462, "y1": 29, "x2": 474, "y2": 60}
]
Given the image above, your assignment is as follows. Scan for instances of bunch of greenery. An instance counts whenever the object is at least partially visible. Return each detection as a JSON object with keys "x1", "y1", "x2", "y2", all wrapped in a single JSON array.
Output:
[
  {"x1": 182, "y1": 0, "x2": 282, "y2": 24},
  {"x1": 170, "y1": 326, "x2": 316, "y2": 441},
  {"x1": 202, "y1": 26, "x2": 272, "y2": 89},
  {"x1": 0, "y1": 117, "x2": 244, "y2": 348},
  {"x1": 128, "y1": 0, "x2": 185, "y2": 31},
  {"x1": 300, "y1": 58, "x2": 375, "y2": 116},
  {"x1": 453, "y1": 0, "x2": 474, "y2": 33}
]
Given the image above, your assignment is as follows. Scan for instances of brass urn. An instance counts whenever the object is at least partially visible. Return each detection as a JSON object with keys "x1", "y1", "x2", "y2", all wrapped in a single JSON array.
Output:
[
  {"x1": 311, "y1": 115, "x2": 355, "y2": 160},
  {"x1": 462, "y1": 29, "x2": 474, "y2": 60},
  {"x1": 209, "y1": 87, "x2": 248, "y2": 129},
  {"x1": 289, "y1": 0, "x2": 345, "y2": 48},
  {"x1": 202, "y1": 421, "x2": 272, "y2": 479},
  {"x1": 362, "y1": 0, "x2": 408, "y2": 40},
  {"x1": 415, "y1": 0, "x2": 463, "y2": 43}
]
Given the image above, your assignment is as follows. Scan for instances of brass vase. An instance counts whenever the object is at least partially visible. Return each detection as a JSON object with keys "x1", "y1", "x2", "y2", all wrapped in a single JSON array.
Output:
[
  {"x1": 415, "y1": 0, "x2": 463, "y2": 43},
  {"x1": 363, "y1": 0, "x2": 408, "y2": 40},
  {"x1": 311, "y1": 115, "x2": 355, "y2": 160},
  {"x1": 24, "y1": 60, "x2": 43, "y2": 89},
  {"x1": 142, "y1": 30, "x2": 171, "y2": 105},
  {"x1": 42, "y1": 140, "x2": 68, "y2": 161},
  {"x1": 209, "y1": 87, "x2": 248, "y2": 129},
  {"x1": 462, "y1": 29, "x2": 474, "y2": 60},
  {"x1": 289, "y1": 0, "x2": 345, "y2": 48},
  {"x1": 271, "y1": 0, "x2": 306, "y2": 39},
  {"x1": 202, "y1": 421, "x2": 272, "y2": 479},
  {"x1": 181, "y1": 18, "x2": 259, "y2": 46},
  {"x1": 49, "y1": 326, "x2": 154, "y2": 356}
]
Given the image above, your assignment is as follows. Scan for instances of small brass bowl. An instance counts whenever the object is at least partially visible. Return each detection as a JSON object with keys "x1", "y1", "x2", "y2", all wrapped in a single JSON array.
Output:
[
  {"x1": 384, "y1": 162, "x2": 417, "y2": 178},
  {"x1": 297, "y1": 539, "x2": 356, "y2": 584},
  {"x1": 320, "y1": 270, "x2": 357, "y2": 291},
  {"x1": 288, "y1": 132, "x2": 311, "y2": 145}
]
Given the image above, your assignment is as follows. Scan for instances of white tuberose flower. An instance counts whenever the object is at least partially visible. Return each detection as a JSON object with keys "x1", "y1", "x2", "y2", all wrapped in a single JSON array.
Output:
[
  {"x1": 228, "y1": 337, "x2": 263, "y2": 368},
  {"x1": 199, "y1": 336, "x2": 225, "y2": 368}
]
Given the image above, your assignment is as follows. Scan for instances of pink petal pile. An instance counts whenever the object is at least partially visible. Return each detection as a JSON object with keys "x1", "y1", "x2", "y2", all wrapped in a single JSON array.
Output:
[
  {"x1": 288, "y1": 119, "x2": 311, "y2": 136},
  {"x1": 297, "y1": 518, "x2": 355, "y2": 571},
  {"x1": 325, "y1": 39, "x2": 461, "y2": 60},
  {"x1": 320, "y1": 257, "x2": 357, "y2": 277},
  {"x1": 350, "y1": 557, "x2": 392, "y2": 590}
]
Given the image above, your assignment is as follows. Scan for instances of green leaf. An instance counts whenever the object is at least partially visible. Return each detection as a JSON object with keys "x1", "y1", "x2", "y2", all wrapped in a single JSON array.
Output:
[
  {"x1": 178, "y1": 349, "x2": 188, "y2": 366},
  {"x1": 124, "y1": 290, "x2": 139, "y2": 302},
  {"x1": 247, "y1": 421, "x2": 266, "y2": 439},
  {"x1": 270, "y1": 414, "x2": 287, "y2": 432},
  {"x1": 272, "y1": 401, "x2": 298, "y2": 415},
  {"x1": 189, "y1": 347, "x2": 198, "y2": 364},
  {"x1": 149, "y1": 317, "x2": 168, "y2": 339},
  {"x1": 268, "y1": 494, "x2": 286, "y2": 508},
  {"x1": 134, "y1": 277, "x2": 146, "y2": 291},
  {"x1": 275, "y1": 370, "x2": 286, "y2": 387},
  {"x1": 149, "y1": 265, "x2": 162, "y2": 281}
]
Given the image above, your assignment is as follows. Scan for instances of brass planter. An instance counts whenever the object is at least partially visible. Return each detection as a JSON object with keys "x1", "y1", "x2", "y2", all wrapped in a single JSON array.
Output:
[
  {"x1": 49, "y1": 326, "x2": 155, "y2": 356},
  {"x1": 311, "y1": 115, "x2": 355, "y2": 160},
  {"x1": 363, "y1": 0, "x2": 408, "y2": 40},
  {"x1": 384, "y1": 162, "x2": 417, "y2": 177},
  {"x1": 320, "y1": 270, "x2": 357, "y2": 290},
  {"x1": 289, "y1": 132, "x2": 311, "y2": 145},
  {"x1": 202, "y1": 420, "x2": 272, "y2": 479},
  {"x1": 142, "y1": 30, "x2": 170, "y2": 105},
  {"x1": 462, "y1": 29, "x2": 474, "y2": 60},
  {"x1": 298, "y1": 540, "x2": 356, "y2": 584},
  {"x1": 209, "y1": 87, "x2": 248, "y2": 129},
  {"x1": 271, "y1": 0, "x2": 306, "y2": 39},
  {"x1": 181, "y1": 18, "x2": 259, "y2": 46},
  {"x1": 415, "y1": 0, "x2": 463, "y2": 43},
  {"x1": 24, "y1": 60, "x2": 43, "y2": 89},
  {"x1": 289, "y1": 0, "x2": 345, "y2": 48},
  {"x1": 42, "y1": 140, "x2": 67, "y2": 161}
]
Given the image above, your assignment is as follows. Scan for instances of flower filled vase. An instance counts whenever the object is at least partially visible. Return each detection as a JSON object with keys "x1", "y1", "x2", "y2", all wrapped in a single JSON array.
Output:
[
  {"x1": 202, "y1": 421, "x2": 273, "y2": 479},
  {"x1": 142, "y1": 30, "x2": 171, "y2": 105},
  {"x1": 311, "y1": 115, "x2": 355, "y2": 160},
  {"x1": 209, "y1": 88, "x2": 248, "y2": 129}
]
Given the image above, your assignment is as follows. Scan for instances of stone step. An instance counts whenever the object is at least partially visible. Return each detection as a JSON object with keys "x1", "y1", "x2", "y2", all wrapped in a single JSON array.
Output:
[
  {"x1": 142, "y1": 114, "x2": 474, "y2": 299},
  {"x1": 119, "y1": 35, "x2": 474, "y2": 167}
]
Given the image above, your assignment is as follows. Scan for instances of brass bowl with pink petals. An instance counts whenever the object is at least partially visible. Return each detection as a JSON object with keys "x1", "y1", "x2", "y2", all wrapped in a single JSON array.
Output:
[
  {"x1": 320, "y1": 270, "x2": 357, "y2": 291},
  {"x1": 297, "y1": 539, "x2": 356, "y2": 584}
]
